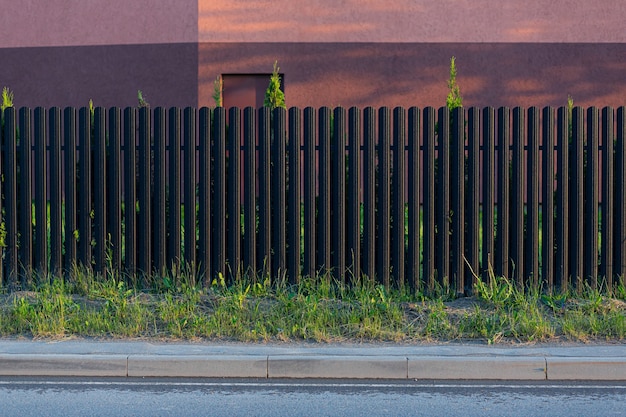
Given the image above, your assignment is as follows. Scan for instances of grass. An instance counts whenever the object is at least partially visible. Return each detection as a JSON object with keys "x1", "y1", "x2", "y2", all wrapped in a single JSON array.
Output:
[{"x1": 0, "y1": 267, "x2": 624, "y2": 344}]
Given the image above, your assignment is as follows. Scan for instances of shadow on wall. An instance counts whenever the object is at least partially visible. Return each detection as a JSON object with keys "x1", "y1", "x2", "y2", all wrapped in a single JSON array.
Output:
[
  {"x1": 199, "y1": 42, "x2": 626, "y2": 109},
  {"x1": 0, "y1": 43, "x2": 198, "y2": 109}
]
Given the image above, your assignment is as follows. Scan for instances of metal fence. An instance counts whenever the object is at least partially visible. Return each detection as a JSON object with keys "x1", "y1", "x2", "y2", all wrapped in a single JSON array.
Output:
[{"x1": 1, "y1": 106, "x2": 625, "y2": 294}]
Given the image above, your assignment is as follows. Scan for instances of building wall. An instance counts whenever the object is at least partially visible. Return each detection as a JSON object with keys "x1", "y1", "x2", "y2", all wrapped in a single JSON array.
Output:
[{"x1": 0, "y1": 0, "x2": 625, "y2": 108}]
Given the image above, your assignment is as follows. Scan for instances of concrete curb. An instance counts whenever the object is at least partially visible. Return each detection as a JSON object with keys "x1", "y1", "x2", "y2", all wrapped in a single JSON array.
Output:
[
  {"x1": 1, "y1": 341, "x2": 625, "y2": 380},
  {"x1": 1, "y1": 353, "x2": 625, "y2": 380}
]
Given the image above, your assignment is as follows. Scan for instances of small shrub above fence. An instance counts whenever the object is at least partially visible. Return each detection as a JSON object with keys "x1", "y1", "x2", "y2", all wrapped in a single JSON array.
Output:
[{"x1": 1, "y1": 105, "x2": 625, "y2": 294}]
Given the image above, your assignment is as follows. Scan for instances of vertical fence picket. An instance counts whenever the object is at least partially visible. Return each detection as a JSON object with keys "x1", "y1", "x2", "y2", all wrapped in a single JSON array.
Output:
[
  {"x1": 124, "y1": 108, "x2": 137, "y2": 273},
  {"x1": 467, "y1": 107, "x2": 480, "y2": 291},
  {"x1": 243, "y1": 107, "x2": 256, "y2": 279},
  {"x1": 93, "y1": 108, "x2": 107, "y2": 275},
  {"x1": 332, "y1": 107, "x2": 346, "y2": 283},
  {"x1": 272, "y1": 107, "x2": 287, "y2": 279},
  {"x1": 214, "y1": 107, "x2": 227, "y2": 278},
  {"x1": 363, "y1": 107, "x2": 376, "y2": 282},
  {"x1": 423, "y1": 107, "x2": 436, "y2": 290},
  {"x1": 34, "y1": 108, "x2": 48, "y2": 276},
  {"x1": 407, "y1": 107, "x2": 420, "y2": 291},
  {"x1": 153, "y1": 107, "x2": 167, "y2": 275},
  {"x1": 4, "y1": 108, "x2": 18, "y2": 283},
  {"x1": 168, "y1": 108, "x2": 181, "y2": 272},
  {"x1": 392, "y1": 107, "x2": 405, "y2": 289},
  {"x1": 542, "y1": 107, "x2": 555, "y2": 290},
  {"x1": 258, "y1": 107, "x2": 271, "y2": 279},
  {"x1": 616, "y1": 107, "x2": 626, "y2": 280},
  {"x1": 585, "y1": 107, "x2": 599, "y2": 289},
  {"x1": 377, "y1": 107, "x2": 391, "y2": 288},
  {"x1": 228, "y1": 107, "x2": 242, "y2": 281},
  {"x1": 20, "y1": 108, "x2": 34, "y2": 280},
  {"x1": 138, "y1": 107, "x2": 152, "y2": 276},
  {"x1": 556, "y1": 107, "x2": 569, "y2": 289},
  {"x1": 184, "y1": 107, "x2": 197, "y2": 276},
  {"x1": 347, "y1": 107, "x2": 361, "y2": 281},
  {"x1": 601, "y1": 107, "x2": 614, "y2": 289},
  {"x1": 496, "y1": 107, "x2": 510, "y2": 279},
  {"x1": 108, "y1": 108, "x2": 122, "y2": 272},
  {"x1": 450, "y1": 107, "x2": 465, "y2": 294},
  {"x1": 571, "y1": 107, "x2": 585, "y2": 287},
  {"x1": 527, "y1": 107, "x2": 540, "y2": 284},
  {"x1": 303, "y1": 107, "x2": 316, "y2": 279},
  {"x1": 511, "y1": 107, "x2": 525, "y2": 286},
  {"x1": 198, "y1": 107, "x2": 212, "y2": 283},
  {"x1": 288, "y1": 107, "x2": 301, "y2": 284},
  {"x1": 482, "y1": 107, "x2": 496, "y2": 282},
  {"x1": 437, "y1": 107, "x2": 450, "y2": 287},
  {"x1": 318, "y1": 107, "x2": 332, "y2": 277},
  {"x1": 49, "y1": 108, "x2": 63, "y2": 277}
]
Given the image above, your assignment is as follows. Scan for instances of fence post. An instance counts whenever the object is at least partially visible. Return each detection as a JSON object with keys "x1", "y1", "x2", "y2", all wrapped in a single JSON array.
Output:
[
  {"x1": 378, "y1": 107, "x2": 391, "y2": 288},
  {"x1": 108, "y1": 108, "x2": 122, "y2": 273},
  {"x1": 153, "y1": 107, "x2": 167, "y2": 276},
  {"x1": 272, "y1": 107, "x2": 287, "y2": 281},
  {"x1": 318, "y1": 107, "x2": 332, "y2": 278},
  {"x1": 242, "y1": 107, "x2": 256, "y2": 280},
  {"x1": 168, "y1": 108, "x2": 181, "y2": 273},
  {"x1": 555, "y1": 107, "x2": 569, "y2": 290},
  {"x1": 511, "y1": 107, "x2": 525, "y2": 287},
  {"x1": 585, "y1": 107, "x2": 599, "y2": 289},
  {"x1": 198, "y1": 107, "x2": 212, "y2": 285},
  {"x1": 214, "y1": 107, "x2": 227, "y2": 279},
  {"x1": 4, "y1": 107, "x2": 18, "y2": 284},
  {"x1": 257, "y1": 107, "x2": 271, "y2": 280},
  {"x1": 228, "y1": 107, "x2": 241, "y2": 282},
  {"x1": 450, "y1": 106, "x2": 465, "y2": 295},
  {"x1": 138, "y1": 107, "x2": 152, "y2": 277},
  {"x1": 184, "y1": 107, "x2": 197, "y2": 278},
  {"x1": 571, "y1": 107, "x2": 585, "y2": 288},
  {"x1": 93, "y1": 107, "x2": 107, "y2": 275},
  {"x1": 467, "y1": 107, "x2": 480, "y2": 292},
  {"x1": 437, "y1": 107, "x2": 450, "y2": 288},
  {"x1": 496, "y1": 107, "x2": 510, "y2": 280},
  {"x1": 527, "y1": 107, "x2": 540, "y2": 285},
  {"x1": 34, "y1": 107, "x2": 48, "y2": 277},
  {"x1": 332, "y1": 106, "x2": 346, "y2": 284},
  {"x1": 616, "y1": 107, "x2": 626, "y2": 280}
]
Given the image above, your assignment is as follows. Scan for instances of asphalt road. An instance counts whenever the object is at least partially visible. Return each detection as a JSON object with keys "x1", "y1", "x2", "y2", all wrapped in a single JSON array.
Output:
[{"x1": 1, "y1": 378, "x2": 625, "y2": 417}]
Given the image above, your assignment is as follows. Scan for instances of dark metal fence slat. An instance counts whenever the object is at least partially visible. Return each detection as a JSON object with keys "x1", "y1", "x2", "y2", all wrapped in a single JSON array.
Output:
[
  {"x1": 138, "y1": 107, "x2": 152, "y2": 276},
  {"x1": 123, "y1": 108, "x2": 137, "y2": 273},
  {"x1": 168, "y1": 108, "x2": 181, "y2": 272},
  {"x1": 511, "y1": 107, "x2": 525, "y2": 287},
  {"x1": 4, "y1": 108, "x2": 18, "y2": 283},
  {"x1": 93, "y1": 107, "x2": 107, "y2": 274},
  {"x1": 450, "y1": 107, "x2": 465, "y2": 294},
  {"x1": 242, "y1": 107, "x2": 256, "y2": 279},
  {"x1": 585, "y1": 107, "x2": 599, "y2": 289},
  {"x1": 20, "y1": 108, "x2": 34, "y2": 280},
  {"x1": 542, "y1": 107, "x2": 555, "y2": 289},
  {"x1": 49, "y1": 108, "x2": 63, "y2": 277},
  {"x1": 153, "y1": 107, "x2": 167, "y2": 275},
  {"x1": 198, "y1": 107, "x2": 212, "y2": 284},
  {"x1": 377, "y1": 107, "x2": 391, "y2": 288},
  {"x1": 272, "y1": 107, "x2": 287, "y2": 279},
  {"x1": 332, "y1": 107, "x2": 346, "y2": 283},
  {"x1": 616, "y1": 107, "x2": 626, "y2": 279},
  {"x1": 347, "y1": 107, "x2": 361, "y2": 282},
  {"x1": 108, "y1": 108, "x2": 122, "y2": 272},
  {"x1": 467, "y1": 107, "x2": 480, "y2": 291},
  {"x1": 318, "y1": 107, "x2": 332, "y2": 277},
  {"x1": 482, "y1": 107, "x2": 496, "y2": 282},
  {"x1": 214, "y1": 107, "x2": 227, "y2": 278},
  {"x1": 437, "y1": 107, "x2": 450, "y2": 287},
  {"x1": 407, "y1": 107, "x2": 420, "y2": 291},
  {"x1": 228, "y1": 107, "x2": 242, "y2": 281},
  {"x1": 555, "y1": 107, "x2": 569, "y2": 289},
  {"x1": 303, "y1": 107, "x2": 316, "y2": 279},
  {"x1": 571, "y1": 107, "x2": 585, "y2": 287},
  {"x1": 392, "y1": 107, "x2": 405, "y2": 289},
  {"x1": 496, "y1": 107, "x2": 511, "y2": 279},
  {"x1": 34, "y1": 107, "x2": 48, "y2": 276},
  {"x1": 423, "y1": 107, "x2": 436, "y2": 290},
  {"x1": 257, "y1": 107, "x2": 271, "y2": 279},
  {"x1": 363, "y1": 107, "x2": 376, "y2": 282},
  {"x1": 601, "y1": 107, "x2": 614, "y2": 289},
  {"x1": 288, "y1": 107, "x2": 302, "y2": 284},
  {"x1": 184, "y1": 107, "x2": 197, "y2": 276},
  {"x1": 527, "y1": 107, "x2": 540, "y2": 284}
]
